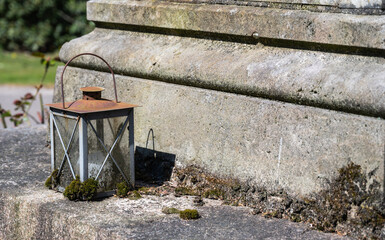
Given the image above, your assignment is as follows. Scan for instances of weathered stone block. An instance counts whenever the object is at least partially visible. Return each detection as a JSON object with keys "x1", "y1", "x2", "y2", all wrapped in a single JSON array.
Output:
[
  {"x1": 54, "y1": 66, "x2": 385, "y2": 197},
  {"x1": 59, "y1": 28, "x2": 385, "y2": 118},
  {"x1": 87, "y1": 0, "x2": 385, "y2": 49}
]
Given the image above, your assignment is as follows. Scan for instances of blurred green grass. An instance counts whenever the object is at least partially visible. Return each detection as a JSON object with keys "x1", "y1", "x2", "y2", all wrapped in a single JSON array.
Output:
[{"x1": 0, "y1": 51, "x2": 62, "y2": 86}]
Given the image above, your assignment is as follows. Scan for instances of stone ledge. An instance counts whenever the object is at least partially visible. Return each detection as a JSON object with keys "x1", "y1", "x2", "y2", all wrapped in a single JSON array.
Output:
[
  {"x1": 59, "y1": 28, "x2": 385, "y2": 118},
  {"x1": 0, "y1": 127, "x2": 348, "y2": 239},
  {"x1": 168, "y1": 0, "x2": 385, "y2": 15},
  {"x1": 87, "y1": 0, "x2": 385, "y2": 50},
  {"x1": 177, "y1": 0, "x2": 384, "y2": 9}
]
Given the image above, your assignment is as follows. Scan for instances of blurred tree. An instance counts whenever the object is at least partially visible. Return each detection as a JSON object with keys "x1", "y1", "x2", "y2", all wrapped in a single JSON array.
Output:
[{"x1": 0, "y1": 0, "x2": 94, "y2": 52}]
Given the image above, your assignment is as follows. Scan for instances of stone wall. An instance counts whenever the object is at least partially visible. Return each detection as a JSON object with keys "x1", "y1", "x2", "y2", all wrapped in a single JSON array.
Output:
[{"x1": 56, "y1": 0, "x2": 385, "y2": 198}]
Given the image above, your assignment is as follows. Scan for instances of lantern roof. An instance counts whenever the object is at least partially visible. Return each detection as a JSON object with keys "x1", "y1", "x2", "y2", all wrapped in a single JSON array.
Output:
[
  {"x1": 47, "y1": 53, "x2": 139, "y2": 115},
  {"x1": 46, "y1": 100, "x2": 138, "y2": 114}
]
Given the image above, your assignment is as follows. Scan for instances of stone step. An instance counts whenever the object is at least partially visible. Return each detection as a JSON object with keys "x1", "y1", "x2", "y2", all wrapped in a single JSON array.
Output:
[{"x1": 0, "y1": 127, "x2": 349, "y2": 240}]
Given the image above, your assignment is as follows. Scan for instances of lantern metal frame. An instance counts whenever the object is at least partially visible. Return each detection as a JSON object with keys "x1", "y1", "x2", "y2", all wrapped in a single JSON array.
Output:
[{"x1": 47, "y1": 53, "x2": 138, "y2": 191}]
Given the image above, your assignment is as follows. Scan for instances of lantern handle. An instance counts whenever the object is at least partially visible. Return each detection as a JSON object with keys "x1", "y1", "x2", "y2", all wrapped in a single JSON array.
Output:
[{"x1": 60, "y1": 53, "x2": 118, "y2": 109}]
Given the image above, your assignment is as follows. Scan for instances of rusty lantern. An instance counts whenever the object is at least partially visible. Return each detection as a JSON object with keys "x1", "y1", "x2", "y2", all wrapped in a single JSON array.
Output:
[{"x1": 47, "y1": 53, "x2": 138, "y2": 196}]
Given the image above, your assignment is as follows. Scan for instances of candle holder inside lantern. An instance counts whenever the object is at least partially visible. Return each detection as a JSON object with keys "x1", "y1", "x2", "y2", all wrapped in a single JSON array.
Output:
[{"x1": 47, "y1": 53, "x2": 138, "y2": 197}]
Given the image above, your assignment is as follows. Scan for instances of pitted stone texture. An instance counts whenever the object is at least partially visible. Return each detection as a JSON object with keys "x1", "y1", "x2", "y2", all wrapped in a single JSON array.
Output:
[
  {"x1": 60, "y1": 28, "x2": 385, "y2": 118},
  {"x1": 177, "y1": 0, "x2": 384, "y2": 9},
  {"x1": 87, "y1": 0, "x2": 385, "y2": 49},
  {"x1": 0, "y1": 125, "x2": 50, "y2": 192},
  {"x1": 0, "y1": 127, "x2": 348, "y2": 239},
  {"x1": 54, "y1": 67, "x2": 385, "y2": 197}
]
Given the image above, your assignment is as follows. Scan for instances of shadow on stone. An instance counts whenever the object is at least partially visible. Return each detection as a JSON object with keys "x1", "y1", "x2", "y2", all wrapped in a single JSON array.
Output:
[{"x1": 135, "y1": 146, "x2": 175, "y2": 184}]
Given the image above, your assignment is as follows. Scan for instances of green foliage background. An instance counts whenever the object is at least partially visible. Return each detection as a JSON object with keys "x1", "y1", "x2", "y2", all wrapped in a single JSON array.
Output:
[{"x1": 0, "y1": 0, "x2": 94, "y2": 52}]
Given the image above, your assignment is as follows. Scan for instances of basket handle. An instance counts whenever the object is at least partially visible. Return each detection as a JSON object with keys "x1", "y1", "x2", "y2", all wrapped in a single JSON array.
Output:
[{"x1": 60, "y1": 53, "x2": 118, "y2": 109}]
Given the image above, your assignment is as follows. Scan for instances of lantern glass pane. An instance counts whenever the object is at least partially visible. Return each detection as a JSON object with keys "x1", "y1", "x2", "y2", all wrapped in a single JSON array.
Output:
[
  {"x1": 53, "y1": 115, "x2": 80, "y2": 188},
  {"x1": 87, "y1": 116, "x2": 131, "y2": 191}
]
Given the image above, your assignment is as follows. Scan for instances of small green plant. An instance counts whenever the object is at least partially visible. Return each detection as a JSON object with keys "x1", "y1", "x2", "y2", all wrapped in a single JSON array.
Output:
[
  {"x1": 179, "y1": 209, "x2": 200, "y2": 220},
  {"x1": 162, "y1": 207, "x2": 180, "y2": 214},
  {"x1": 63, "y1": 176, "x2": 99, "y2": 201},
  {"x1": 0, "y1": 54, "x2": 58, "y2": 128},
  {"x1": 138, "y1": 187, "x2": 150, "y2": 193},
  {"x1": 45, "y1": 169, "x2": 59, "y2": 189},
  {"x1": 175, "y1": 187, "x2": 197, "y2": 196},
  {"x1": 116, "y1": 181, "x2": 129, "y2": 197},
  {"x1": 203, "y1": 188, "x2": 225, "y2": 199},
  {"x1": 128, "y1": 190, "x2": 142, "y2": 200}
]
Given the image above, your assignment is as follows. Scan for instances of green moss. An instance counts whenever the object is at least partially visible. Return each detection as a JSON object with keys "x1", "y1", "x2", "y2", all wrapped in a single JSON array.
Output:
[
  {"x1": 179, "y1": 209, "x2": 200, "y2": 220},
  {"x1": 358, "y1": 206, "x2": 385, "y2": 227},
  {"x1": 290, "y1": 214, "x2": 301, "y2": 222},
  {"x1": 203, "y1": 189, "x2": 225, "y2": 199},
  {"x1": 162, "y1": 207, "x2": 180, "y2": 214},
  {"x1": 63, "y1": 176, "x2": 82, "y2": 201},
  {"x1": 81, "y1": 178, "x2": 98, "y2": 201},
  {"x1": 231, "y1": 184, "x2": 241, "y2": 192},
  {"x1": 128, "y1": 190, "x2": 142, "y2": 200},
  {"x1": 45, "y1": 169, "x2": 59, "y2": 189},
  {"x1": 63, "y1": 176, "x2": 99, "y2": 201},
  {"x1": 263, "y1": 210, "x2": 281, "y2": 219},
  {"x1": 138, "y1": 187, "x2": 150, "y2": 193},
  {"x1": 173, "y1": 163, "x2": 383, "y2": 238},
  {"x1": 45, "y1": 176, "x2": 52, "y2": 188},
  {"x1": 116, "y1": 181, "x2": 129, "y2": 197},
  {"x1": 175, "y1": 187, "x2": 197, "y2": 196}
]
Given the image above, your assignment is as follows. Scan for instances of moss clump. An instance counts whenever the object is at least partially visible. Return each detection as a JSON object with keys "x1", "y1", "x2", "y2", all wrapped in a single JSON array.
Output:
[
  {"x1": 63, "y1": 176, "x2": 82, "y2": 201},
  {"x1": 263, "y1": 210, "x2": 281, "y2": 219},
  {"x1": 45, "y1": 169, "x2": 59, "y2": 189},
  {"x1": 358, "y1": 206, "x2": 385, "y2": 227},
  {"x1": 162, "y1": 207, "x2": 180, "y2": 214},
  {"x1": 203, "y1": 189, "x2": 225, "y2": 200},
  {"x1": 81, "y1": 178, "x2": 99, "y2": 201},
  {"x1": 290, "y1": 213, "x2": 301, "y2": 222},
  {"x1": 116, "y1": 181, "x2": 130, "y2": 197},
  {"x1": 175, "y1": 187, "x2": 197, "y2": 196},
  {"x1": 63, "y1": 176, "x2": 99, "y2": 201},
  {"x1": 128, "y1": 190, "x2": 142, "y2": 200},
  {"x1": 179, "y1": 209, "x2": 200, "y2": 220}
]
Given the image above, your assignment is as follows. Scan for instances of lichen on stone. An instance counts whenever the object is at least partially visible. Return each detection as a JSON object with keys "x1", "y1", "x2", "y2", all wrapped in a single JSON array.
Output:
[
  {"x1": 179, "y1": 209, "x2": 200, "y2": 220},
  {"x1": 304, "y1": 162, "x2": 385, "y2": 236},
  {"x1": 45, "y1": 169, "x2": 59, "y2": 189},
  {"x1": 170, "y1": 163, "x2": 385, "y2": 239}
]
